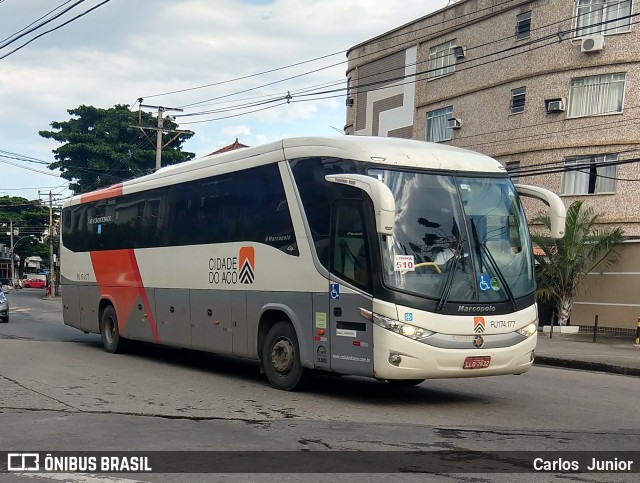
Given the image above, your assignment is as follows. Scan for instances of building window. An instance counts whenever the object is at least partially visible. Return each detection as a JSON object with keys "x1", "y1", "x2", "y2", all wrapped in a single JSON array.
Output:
[
  {"x1": 516, "y1": 11, "x2": 532, "y2": 40},
  {"x1": 426, "y1": 106, "x2": 453, "y2": 143},
  {"x1": 562, "y1": 154, "x2": 617, "y2": 194},
  {"x1": 510, "y1": 87, "x2": 526, "y2": 114},
  {"x1": 428, "y1": 40, "x2": 457, "y2": 80},
  {"x1": 575, "y1": 0, "x2": 632, "y2": 37},
  {"x1": 568, "y1": 73, "x2": 625, "y2": 118},
  {"x1": 506, "y1": 161, "x2": 521, "y2": 183}
]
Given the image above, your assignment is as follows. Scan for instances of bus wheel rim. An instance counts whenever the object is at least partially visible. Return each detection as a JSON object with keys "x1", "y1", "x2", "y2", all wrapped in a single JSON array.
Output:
[{"x1": 271, "y1": 337, "x2": 294, "y2": 374}]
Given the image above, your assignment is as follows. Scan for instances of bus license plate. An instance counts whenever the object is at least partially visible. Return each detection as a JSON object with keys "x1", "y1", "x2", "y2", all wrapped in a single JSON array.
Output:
[{"x1": 463, "y1": 356, "x2": 491, "y2": 369}]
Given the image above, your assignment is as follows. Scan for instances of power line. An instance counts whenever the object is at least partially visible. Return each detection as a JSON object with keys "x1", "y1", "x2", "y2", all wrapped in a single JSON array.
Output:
[
  {"x1": 0, "y1": 149, "x2": 50, "y2": 165},
  {"x1": 144, "y1": 51, "x2": 347, "y2": 101},
  {"x1": 175, "y1": 59, "x2": 345, "y2": 112},
  {"x1": 0, "y1": 156, "x2": 128, "y2": 180},
  {"x1": 176, "y1": 12, "x2": 639, "y2": 129},
  {"x1": 0, "y1": 158, "x2": 62, "y2": 177},
  {"x1": 178, "y1": 101, "x2": 291, "y2": 125},
  {"x1": 141, "y1": 0, "x2": 534, "y2": 102},
  {"x1": 517, "y1": 154, "x2": 640, "y2": 180},
  {"x1": 160, "y1": 0, "x2": 622, "y2": 117},
  {"x1": 0, "y1": 0, "x2": 112, "y2": 61},
  {"x1": 0, "y1": 0, "x2": 86, "y2": 49},
  {"x1": 459, "y1": 105, "x2": 640, "y2": 152},
  {"x1": 295, "y1": 12, "x2": 636, "y2": 102},
  {"x1": 172, "y1": 27, "x2": 563, "y2": 123}
]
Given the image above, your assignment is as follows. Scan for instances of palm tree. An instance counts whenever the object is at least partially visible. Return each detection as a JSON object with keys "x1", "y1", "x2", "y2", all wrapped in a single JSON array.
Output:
[{"x1": 532, "y1": 200, "x2": 624, "y2": 326}]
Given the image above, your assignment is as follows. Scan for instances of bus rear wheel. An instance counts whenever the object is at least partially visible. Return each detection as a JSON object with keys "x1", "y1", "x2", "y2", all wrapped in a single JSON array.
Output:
[
  {"x1": 100, "y1": 305, "x2": 126, "y2": 354},
  {"x1": 262, "y1": 322, "x2": 306, "y2": 391}
]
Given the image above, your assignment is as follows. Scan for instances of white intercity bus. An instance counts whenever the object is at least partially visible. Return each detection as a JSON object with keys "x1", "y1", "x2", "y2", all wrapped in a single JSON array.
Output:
[{"x1": 60, "y1": 136, "x2": 565, "y2": 390}]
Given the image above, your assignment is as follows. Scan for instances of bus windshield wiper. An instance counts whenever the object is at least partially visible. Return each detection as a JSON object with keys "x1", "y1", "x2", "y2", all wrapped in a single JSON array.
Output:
[
  {"x1": 471, "y1": 220, "x2": 517, "y2": 311},
  {"x1": 436, "y1": 251, "x2": 461, "y2": 312}
]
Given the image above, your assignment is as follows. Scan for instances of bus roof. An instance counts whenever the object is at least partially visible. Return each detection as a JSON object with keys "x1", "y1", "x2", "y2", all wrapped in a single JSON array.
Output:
[{"x1": 64, "y1": 136, "x2": 505, "y2": 207}]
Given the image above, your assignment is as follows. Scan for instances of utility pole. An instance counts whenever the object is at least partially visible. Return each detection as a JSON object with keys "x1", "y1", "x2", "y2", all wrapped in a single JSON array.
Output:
[
  {"x1": 39, "y1": 191, "x2": 54, "y2": 298},
  {"x1": 49, "y1": 191, "x2": 54, "y2": 297},
  {"x1": 155, "y1": 106, "x2": 165, "y2": 171},
  {"x1": 133, "y1": 101, "x2": 191, "y2": 171},
  {"x1": 9, "y1": 220, "x2": 15, "y2": 287}
]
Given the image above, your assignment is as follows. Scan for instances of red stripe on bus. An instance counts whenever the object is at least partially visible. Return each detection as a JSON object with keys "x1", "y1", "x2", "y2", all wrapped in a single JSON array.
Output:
[
  {"x1": 127, "y1": 249, "x2": 160, "y2": 342},
  {"x1": 90, "y1": 249, "x2": 160, "y2": 342},
  {"x1": 81, "y1": 183, "x2": 124, "y2": 203}
]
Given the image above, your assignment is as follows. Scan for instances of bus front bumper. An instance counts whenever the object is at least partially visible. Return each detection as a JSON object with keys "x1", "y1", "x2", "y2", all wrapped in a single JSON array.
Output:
[{"x1": 373, "y1": 325, "x2": 537, "y2": 380}]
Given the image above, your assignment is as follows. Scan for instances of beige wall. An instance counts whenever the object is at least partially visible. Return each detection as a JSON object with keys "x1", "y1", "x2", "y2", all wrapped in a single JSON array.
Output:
[{"x1": 571, "y1": 242, "x2": 640, "y2": 329}]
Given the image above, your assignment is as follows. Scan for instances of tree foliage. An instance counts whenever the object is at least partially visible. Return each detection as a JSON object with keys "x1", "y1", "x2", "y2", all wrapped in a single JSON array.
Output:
[
  {"x1": 532, "y1": 200, "x2": 624, "y2": 326},
  {"x1": 40, "y1": 104, "x2": 195, "y2": 194},
  {"x1": 0, "y1": 196, "x2": 51, "y2": 263}
]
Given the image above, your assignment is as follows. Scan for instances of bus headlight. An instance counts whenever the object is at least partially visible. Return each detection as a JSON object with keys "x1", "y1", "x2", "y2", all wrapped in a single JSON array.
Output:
[
  {"x1": 372, "y1": 313, "x2": 434, "y2": 341},
  {"x1": 516, "y1": 322, "x2": 537, "y2": 338}
]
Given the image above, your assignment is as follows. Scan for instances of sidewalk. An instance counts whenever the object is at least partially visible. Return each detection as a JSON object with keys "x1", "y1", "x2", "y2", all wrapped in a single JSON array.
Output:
[{"x1": 534, "y1": 330, "x2": 640, "y2": 376}]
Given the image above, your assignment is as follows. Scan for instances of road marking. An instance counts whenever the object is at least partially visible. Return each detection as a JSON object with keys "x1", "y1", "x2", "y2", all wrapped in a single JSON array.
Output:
[{"x1": 16, "y1": 473, "x2": 146, "y2": 483}]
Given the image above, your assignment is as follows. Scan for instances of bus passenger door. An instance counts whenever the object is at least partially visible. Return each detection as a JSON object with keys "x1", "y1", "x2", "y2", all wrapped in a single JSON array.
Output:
[{"x1": 328, "y1": 200, "x2": 374, "y2": 377}]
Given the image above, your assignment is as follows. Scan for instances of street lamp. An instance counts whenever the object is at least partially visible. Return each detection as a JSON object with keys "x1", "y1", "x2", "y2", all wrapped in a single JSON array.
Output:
[{"x1": 9, "y1": 233, "x2": 36, "y2": 288}]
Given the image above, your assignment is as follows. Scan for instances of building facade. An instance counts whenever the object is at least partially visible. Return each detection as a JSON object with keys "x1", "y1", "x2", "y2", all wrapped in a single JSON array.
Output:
[{"x1": 345, "y1": 0, "x2": 640, "y2": 331}]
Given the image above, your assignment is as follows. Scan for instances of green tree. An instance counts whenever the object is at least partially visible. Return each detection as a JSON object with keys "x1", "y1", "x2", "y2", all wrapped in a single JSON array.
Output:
[
  {"x1": 532, "y1": 200, "x2": 624, "y2": 326},
  {"x1": 40, "y1": 104, "x2": 195, "y2": 194},
  {"x1": 0, "y1": 196, "x2": 51, "y2": 268}
]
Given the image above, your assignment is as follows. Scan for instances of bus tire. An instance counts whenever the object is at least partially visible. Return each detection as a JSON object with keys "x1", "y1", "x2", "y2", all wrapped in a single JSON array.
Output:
[
  {"x1": 262, "y1": 322, "x2": 306, "y2": 391},
  {"x1": 387, "y1": 379, "x2": 425, "y2": 387},
  {"x1": 100, "y1": 305, "x2": 126, "y2": 354}
]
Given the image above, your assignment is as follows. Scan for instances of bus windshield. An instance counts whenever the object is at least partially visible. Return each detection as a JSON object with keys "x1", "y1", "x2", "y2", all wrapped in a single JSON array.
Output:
[{"x1": 374, "y1": 169, "x2": 534, "y2": 305}]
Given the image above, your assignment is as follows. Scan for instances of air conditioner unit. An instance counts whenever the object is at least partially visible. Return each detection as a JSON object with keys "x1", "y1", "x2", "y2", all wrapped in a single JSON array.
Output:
[
  {"x1": 453, "y1": 46, "x2": 466, "y2": 59},
  {"x1": 546, "y1": 98, "x2": 566, "y2": 113},
  {"x1": 447, "y1": 117, "x2": 462, "y2": 129},
  {"x1": 581, "y1": 35, "x2": 605, "y2": 53}
]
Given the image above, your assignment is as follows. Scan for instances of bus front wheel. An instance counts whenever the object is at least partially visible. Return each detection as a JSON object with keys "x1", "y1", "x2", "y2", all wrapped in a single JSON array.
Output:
[
  {"x1": 262, "y1": 322, "x2": 306, "y2": 391},
  {"x1": 100, "y1": 305, "x2": 126, "y2": 354}
]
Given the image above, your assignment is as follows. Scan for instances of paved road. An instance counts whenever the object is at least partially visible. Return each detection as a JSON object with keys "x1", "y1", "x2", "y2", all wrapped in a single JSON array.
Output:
[{"x1": 0, "y1": 289, "x2": 638, "y2": 482}]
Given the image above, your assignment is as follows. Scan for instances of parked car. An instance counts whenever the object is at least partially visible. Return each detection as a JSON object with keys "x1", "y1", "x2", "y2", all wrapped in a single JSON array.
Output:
[
  {"x1": 23, "y1": 277, "x2": 46, "y2": 289},
  {"x1": 0, "y1": 278, "x2": 13, "y2": 293},
  {"x1": 0, "y1": 290, "x2": 8, "y2": 323}
]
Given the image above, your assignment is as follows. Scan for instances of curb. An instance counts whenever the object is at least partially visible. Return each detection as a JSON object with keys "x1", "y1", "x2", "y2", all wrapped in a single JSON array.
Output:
[{"x1": 534, "y1": 356, "x2": 640, "y2": 377}]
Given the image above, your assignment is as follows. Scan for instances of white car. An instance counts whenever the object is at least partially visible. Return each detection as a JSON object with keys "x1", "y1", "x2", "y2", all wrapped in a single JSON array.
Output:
[
  {"x1": 0, "y1": 290, "x2": 8, "y2": 323},
  {"x1": 0, "y1": 278, "x2": 13, "y2": 293}
]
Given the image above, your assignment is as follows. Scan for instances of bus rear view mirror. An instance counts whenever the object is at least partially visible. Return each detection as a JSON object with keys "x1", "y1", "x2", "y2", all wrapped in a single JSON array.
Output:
[
  {"x1": 514, "y1": 184, "x2": 566, "y2": 238},
  {"x1": 325, "y1": 174, "x2": 396, "y2": 235}
]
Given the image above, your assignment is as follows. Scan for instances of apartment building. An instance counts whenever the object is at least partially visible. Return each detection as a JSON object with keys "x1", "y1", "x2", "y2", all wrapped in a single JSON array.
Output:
[{"x1": 345, "y1": 0, "x2": 640, "y2": 332}]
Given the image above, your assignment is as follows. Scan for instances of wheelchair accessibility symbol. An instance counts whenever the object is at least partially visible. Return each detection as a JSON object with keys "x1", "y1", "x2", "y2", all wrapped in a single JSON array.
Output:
[
  {"x1": 478, "y1": 274, "x2": 501, "y2": 292},
  {"x1": 330, "y1": 283, "x2": 340, "y2": 300},
  {"x1": 478, "y1": 274, "x2": 491, "y2": 292}
]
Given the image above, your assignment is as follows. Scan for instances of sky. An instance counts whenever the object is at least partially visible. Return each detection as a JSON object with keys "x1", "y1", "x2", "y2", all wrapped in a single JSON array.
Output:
[{"x1": 0, "y1": 0, "x2": 450, "y2": 205}]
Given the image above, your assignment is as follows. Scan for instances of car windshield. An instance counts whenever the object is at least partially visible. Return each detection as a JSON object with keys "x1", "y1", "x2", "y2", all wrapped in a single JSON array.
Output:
[{"x1": 374, "y1": 169, "x2": 534, "y2": 305}]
